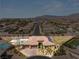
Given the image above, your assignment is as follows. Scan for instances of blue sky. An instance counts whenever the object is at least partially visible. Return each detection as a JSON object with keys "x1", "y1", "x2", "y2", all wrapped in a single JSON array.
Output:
[{"x1": 0, "y1": 0, "x2": 79, "y2": 18}]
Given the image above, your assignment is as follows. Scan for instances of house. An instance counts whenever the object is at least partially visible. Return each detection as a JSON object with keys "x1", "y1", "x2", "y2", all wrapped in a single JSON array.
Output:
[{"x1": 7, "y1": 36, "x2": 55, "y2": 57}]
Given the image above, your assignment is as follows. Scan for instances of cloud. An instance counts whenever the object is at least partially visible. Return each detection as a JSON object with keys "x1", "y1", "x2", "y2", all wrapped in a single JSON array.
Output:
[
  {"x1": 1, "y1": 0, "x2": 79, "y2": 17},
  {"x1": 72, "y1": 0, "x2": 79, "y2": 2},
  {"x1": 42, "y1": 1, "x2": 65, "y2": 13},
  {"x1": 1, "y1": 8, "x2": 28, "y2": 18},
  {"x1": 68, "y1": 0, "x2": 79, "y2": 6},
  {"x1": 40, "y1": 0, "x2": 79, "y2": 16}
]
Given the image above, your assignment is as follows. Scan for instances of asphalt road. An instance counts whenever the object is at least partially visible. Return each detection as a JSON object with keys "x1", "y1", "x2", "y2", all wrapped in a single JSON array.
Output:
[{"x1": 32, "y1": 23, "x2": 41, "y2": 35}]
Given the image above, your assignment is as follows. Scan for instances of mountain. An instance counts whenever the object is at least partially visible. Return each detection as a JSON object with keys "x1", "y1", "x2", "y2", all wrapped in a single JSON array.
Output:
[
  {"x1": 33, "y1": 13, "x2": 79, "y2": 21},
  {"x1": 1, "y1": 13, "x2": 79, "y2": 22},
  {"x1": 69, "y1": 13, "x2": 79, "y2": 17}
]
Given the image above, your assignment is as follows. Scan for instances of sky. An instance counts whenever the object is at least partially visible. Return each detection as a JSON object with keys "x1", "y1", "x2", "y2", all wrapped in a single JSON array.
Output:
[{"x1": 0, "y1": 0, "x2": 79, "y2": 18}]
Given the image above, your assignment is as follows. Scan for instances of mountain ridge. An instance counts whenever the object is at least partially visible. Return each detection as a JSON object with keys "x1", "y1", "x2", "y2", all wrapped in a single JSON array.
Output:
[{"x1": 1, "y1": 13, "x2": 79, "y2": 21}]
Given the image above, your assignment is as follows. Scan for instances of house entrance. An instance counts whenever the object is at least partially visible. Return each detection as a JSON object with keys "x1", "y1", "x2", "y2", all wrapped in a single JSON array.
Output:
[{"x1": 38, "y1": 42, "x2": 43, "y2": 49}]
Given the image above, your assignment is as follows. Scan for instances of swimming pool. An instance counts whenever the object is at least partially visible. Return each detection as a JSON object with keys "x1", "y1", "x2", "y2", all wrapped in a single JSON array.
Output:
[{"x1": 0, "y1": 43, "x2": 11, "y2": 49}]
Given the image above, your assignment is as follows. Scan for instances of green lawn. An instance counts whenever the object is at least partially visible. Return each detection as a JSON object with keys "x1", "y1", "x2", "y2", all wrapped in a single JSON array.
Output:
[{"x1": 64, "y1": 38, "x2": 79, "y2": 48}]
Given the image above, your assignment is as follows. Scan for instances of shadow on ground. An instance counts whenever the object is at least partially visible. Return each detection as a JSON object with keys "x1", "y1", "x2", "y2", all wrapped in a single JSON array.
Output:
[{"x1": 27, "y1": 56, "x2": 51, "y2": 59}]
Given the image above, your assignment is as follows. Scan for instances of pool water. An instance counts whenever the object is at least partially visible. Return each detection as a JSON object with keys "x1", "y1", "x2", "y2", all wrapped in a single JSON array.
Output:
[{"x1": 0, "y1": 43, "x2": 11, "y2": 49}]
